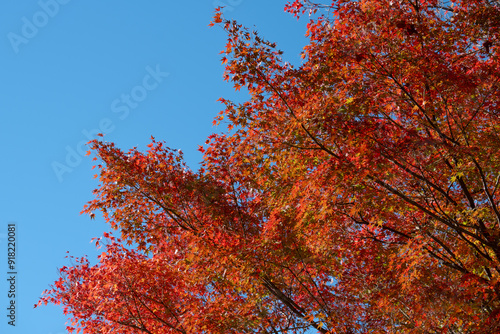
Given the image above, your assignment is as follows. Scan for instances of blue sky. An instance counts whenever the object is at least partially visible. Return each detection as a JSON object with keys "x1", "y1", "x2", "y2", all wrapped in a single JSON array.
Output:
[{"x1": 0, "y1": 1, "x2": 312, "y2": 333}]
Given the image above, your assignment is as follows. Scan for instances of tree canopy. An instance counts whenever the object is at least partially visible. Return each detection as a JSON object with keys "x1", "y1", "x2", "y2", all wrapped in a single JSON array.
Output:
[{"x1": 38, "y1": 1, "x2": 500, "y2": 333}]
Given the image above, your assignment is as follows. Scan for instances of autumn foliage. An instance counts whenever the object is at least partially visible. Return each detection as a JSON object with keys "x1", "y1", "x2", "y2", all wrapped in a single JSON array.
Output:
[{"x1": 39, "y1": 1, "x2": 500, "y2": 333}]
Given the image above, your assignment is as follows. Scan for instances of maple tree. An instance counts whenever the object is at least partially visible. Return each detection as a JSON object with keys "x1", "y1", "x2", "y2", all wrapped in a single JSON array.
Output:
[{"x1": 38, "y1": 0, "x2": 500, "y2": 333}]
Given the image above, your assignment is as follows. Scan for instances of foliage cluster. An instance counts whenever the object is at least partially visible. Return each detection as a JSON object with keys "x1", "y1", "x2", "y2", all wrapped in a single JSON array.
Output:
[{"x1": 39, "y1": 1, "x2": 500, "y2": 333}]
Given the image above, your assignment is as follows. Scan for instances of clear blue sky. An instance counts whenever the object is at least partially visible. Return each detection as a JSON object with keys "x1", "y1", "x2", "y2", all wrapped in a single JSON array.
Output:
[{"x1": 0, "y1": 1, "x2": 312, "y2": 333}]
